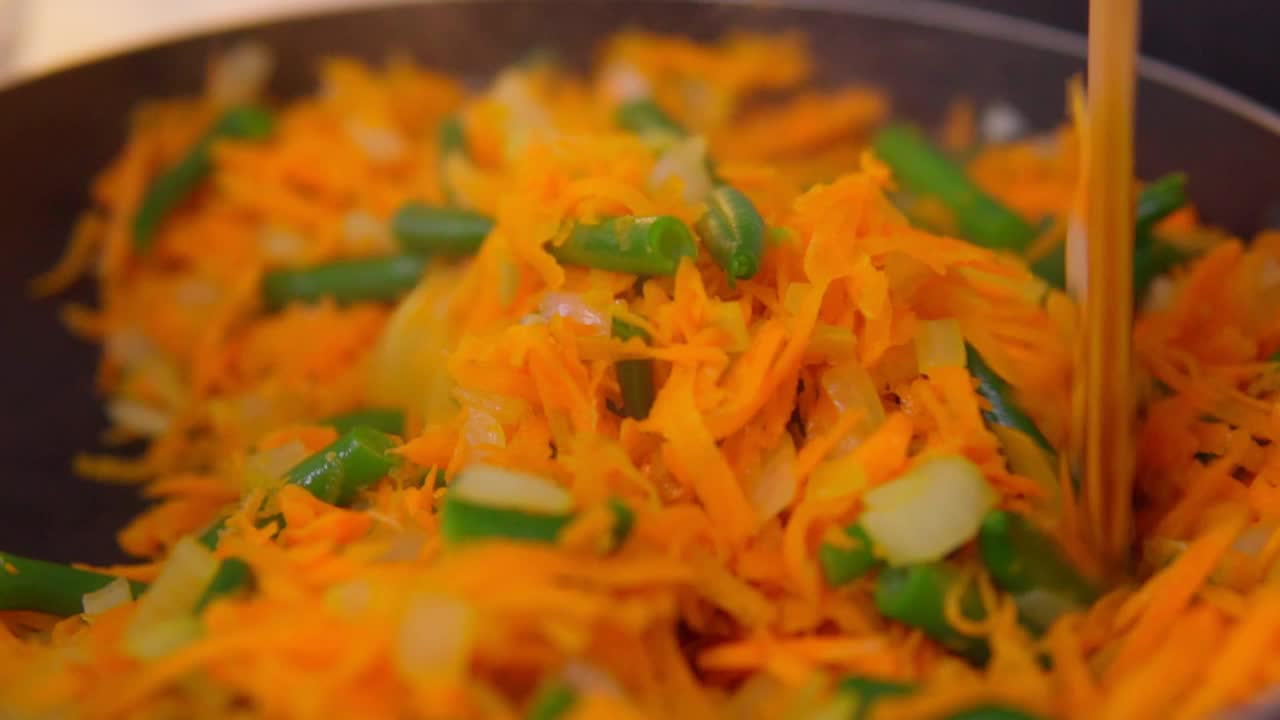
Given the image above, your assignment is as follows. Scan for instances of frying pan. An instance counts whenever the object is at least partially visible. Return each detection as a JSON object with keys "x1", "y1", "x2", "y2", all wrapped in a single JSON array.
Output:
[{"x1": 1, "y1": 0, "x2": 1278, "y2": 564}]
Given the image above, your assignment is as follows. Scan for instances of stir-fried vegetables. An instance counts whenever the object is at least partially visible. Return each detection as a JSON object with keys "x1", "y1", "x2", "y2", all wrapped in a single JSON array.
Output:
[{"x1": 6, "y1": 29, "x2": 1280, "y2": 720}]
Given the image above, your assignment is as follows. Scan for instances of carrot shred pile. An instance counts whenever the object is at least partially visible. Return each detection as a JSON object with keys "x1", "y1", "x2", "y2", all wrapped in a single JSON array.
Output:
[{"x1": 4, "y1": 31, "x2": 1280, "y2": 720}]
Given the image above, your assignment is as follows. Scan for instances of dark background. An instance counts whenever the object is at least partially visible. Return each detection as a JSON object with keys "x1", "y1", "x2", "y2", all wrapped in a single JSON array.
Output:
[{"x1": 955, "y1": 0, "x2": 1275, "y2": 110}]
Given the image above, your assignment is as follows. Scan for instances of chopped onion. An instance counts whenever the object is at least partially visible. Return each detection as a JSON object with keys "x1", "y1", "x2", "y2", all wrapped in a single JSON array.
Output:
[
  {"x1": 538, "y1": 292, "x2": 608, "y2": 330},
  {"x1": 1142, "y1": 276, "x2": 1175, "y2": 313},
  {"x1": 82, "y1": 577, "x2": 133, "y2": 616},
  {"x1": 346, "y1": 121, "x2": 405, "y2": 162},
  {"x1": 125, "y1": 537, "x2": 220, "y2": 658},
  {"x1": 708, "y1": 301, "x2": 750, "y2": 354},
  {"x1": 1233, "y1": 522, "x2": 1277, "y2": 556},
  {"x1": 860, "y1": 455, "x2": 995, "y2": 565},
  {"x1": 600, "y1": 61, "x2": 651, "y2": 104},
  {"x1": 648, "y1": 136, "x2": 713, "y2": 203},
  {"x1": 107, "y1": 399, "x2": 173, "y2": 437},
  {"x1": 207, "y1": 42, "x2": 274, "y2": 106},
  {"x1": 913, "y1": 318, "x2": 966, "y2": 372},
  {"x1": 342, "y1": 209, "x2": 394, "y2": 254},
  {"x1": 820, "y1": 361, "x2": 886, "y2": 431},
  {"x1": 805, "y1": 324, "x2": 859, "y2": 364},
  {"x1": 106, "y1": 328, "x2": 156, "y2": 368},
  {"x1": 563, "y1": 660, "x2": 623, "y2": 696},
  {"x1": 396, "y1": 594, "x2": 472, "y2": 678},
  {"x1": 461, "y1": 408, "x2": 506, "y2": 451},
  {"x1": 176, "y1": 279, "x2": 220, "y2": 308},
  {"x1": 806, "y1": 455, "x2": 868, "y2": 502},
  {"x1": 991, "y1": 425, "x2": 1060, "y2": 508},
  {"x1": 749, "y1": 436, "x2": 797, "y2": 523},
  {"x1": 258, "y1": 225, "x2": 306, "y2": 262},
  {"x1": 244, "y1": 440, "x2": 309, "y2": 492},
  {"x1": 782, "y1": 283, "x2": 812, "y2": 316},
  {"x1": 451, "y1": 464, "x2": 572, "y2": 514},
  {"x1": 980, "y1": 101, "x2": 1028, "y2": 144}
]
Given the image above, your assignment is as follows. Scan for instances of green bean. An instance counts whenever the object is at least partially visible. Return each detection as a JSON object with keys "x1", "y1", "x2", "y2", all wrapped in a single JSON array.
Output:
[
  {"x1": 526, "y1": 681, "x2": 577, "y2": 720},
  {"x1": 0, "y1": 552, "x2": 146, "y2": 616},
  {"x1": 284, "y1": 426, "x2": 401, "y2": 506},
  {"x1": 608, "y1": 497, "x2": 635, "y2": 550},
  {"x1": 1132, "y1": 239, "x2": 1192, "y2": 302},
  {"x1": 874, "y1": 562, "x2": 989, "y2": 664},
  {"x1": 978, "y1": 510, "x2": 1097, "y2": 633},
  {"x1": 696, "y1": 185, "x2": 765, "y2": 282},
  {"x1": 262, "y1": 254, "x2": 427, "y2": 309},
  {"x1": 192, "y1": 558, "x2": 253, "y2": 613},
  {"x1": 872, "y1": 124, "x2": 1035, "y2": 251},
  {"x1": 134, "y1": 105, "x2": 274, "y2": 251},
  {"x1": 966, "y1": 344, "x2": 1053, "y2": 453},
  {"x1": 549, "y1": 216, "x2": 697, "y2": 276},
  {"x1": 615, "y1": 99, "x2": 685, "y2": 140},
  {"x1": 322, "y1": 408, "x2": 405, "y2": 436},
  {"x1": 1030, "y1": 173, "x2": 1189, "y2": 292},
  {"x1": 195, "y1": 515, "x2": 229, "y2": 551},
  {"x1": 437, "y1": 115, "x2": 466, "y2": 205},
  {"x1": 838, "y1": 676, "x2": 913, "y2": 720},
  {"x1": 392, "y1": 203, "x2": 494, "y2": 256},
  {"x1": 440, "y1": 497, "x2": 573, "y2": 545},
  {"x1": 611, "y1": 318, "x2": 656, "y2": 420},
  {"x1": 818, "y1": 523, "x2": 880, "y2": 587},
  {"x1": 1135, "y1": 173, "x2": 1188, "y2": 239}
]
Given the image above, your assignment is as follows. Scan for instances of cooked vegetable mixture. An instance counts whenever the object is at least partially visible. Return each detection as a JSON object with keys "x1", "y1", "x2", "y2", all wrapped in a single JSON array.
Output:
[{"x1": 5, "y1": 31, "x2": 1280, "y2": 720}]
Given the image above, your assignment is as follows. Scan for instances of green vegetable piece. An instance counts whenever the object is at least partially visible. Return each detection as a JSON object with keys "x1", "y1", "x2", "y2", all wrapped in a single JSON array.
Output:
[
  {"x1": 608, "y1": 497, "x2": 636, "y2": 550},
  {"x1": 437, "y1": 115, "x2": 466, "y2": 205},
  {"x1": 195, "y1": 515, "x2": 229, "y2": 551},
  {"x1": 526, "y1": 681, "x2": 578, "y2": 720},
  {"x1": 615, "y1": 99, "x2": 685, "y2": 140},
  {"x1": 1031, "y1": 173, "x2": 1188, "y2": 292},
  {"x1": 838, "y1": 676, "x2": 914, "y2": 720},
  {"x1": 285, "y1": 426, "x2": 400, "y2": 506},
  {"x1": 262, "y1": 254, "x2": 427, "y2": 309},
  {"x1": 819, "y1": 523, "x2": 880, "y2": 587},
  {"x1": 392, "y1": 203, "x2": 494, "y2": 256},
  {"x1": 944, "y1": 705, "x2": 1043, "y2": 720},
  {"x1": 1132, "y1": 239, "x2": 1192, "y2": 302},
  {"x1": 872, "y1": 124, "x2": 1035, "y2": 251},
  {"x1": 977, "y1": 510, "x2": 1097, "y2": 633},
  {"x1": 439, "y1": 496, "x2": 572, "y2": 545},
  {"x1": 611, "y1": 317, "x2": 656, "y2": 420},
  {"x1": 965, "y1": 344, "x2": 1053, "y2": 453},
  {"x1": 696, "y1": 185, "x2": 765, "y2": 282},
  {"x1": 1134, "y1": 173, "x2": 1188, "y2": 239},
  {"x1": 550, "y1": 216, "x2": 697, "y2": 276},
  {"x1": 322, "y1": 408, "x2": 406, "y2": 436},
  {"x1": 0, "y1": 552, "x2": 147, "y2": 616},
  {"x1": 874, "y1": 562, "x2": 989, "y2": 664},
  {"x1": 193, "y1": 558, "x2": 253, "y2": 613},
  {"x1": 133, "y1": 105, "x2": 274, "y2": 251}
]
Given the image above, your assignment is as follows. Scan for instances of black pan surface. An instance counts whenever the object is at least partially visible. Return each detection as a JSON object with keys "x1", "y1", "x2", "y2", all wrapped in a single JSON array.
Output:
[{"x1": 1, "y1": 0, "x2": 1277, "y2": 564}]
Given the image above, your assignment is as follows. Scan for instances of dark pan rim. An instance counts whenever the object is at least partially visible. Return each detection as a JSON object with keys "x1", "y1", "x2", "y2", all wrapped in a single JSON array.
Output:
[{"x1": 3, "y1": 0, "x2": 1279, "y2": 137}]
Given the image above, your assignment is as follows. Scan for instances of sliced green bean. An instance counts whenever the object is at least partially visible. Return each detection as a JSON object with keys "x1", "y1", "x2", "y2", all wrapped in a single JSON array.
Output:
[
  {"x1": 611, "y1": 318, "x2": 655, "y2": 420},
  {"x1": 872, "y1": 124, "x2": 1035, "y2": 251},
  {"x1": 819, "y1": 523, "x2": 880, "y2": 587},
  {"x1": 0, "y1": 552, "x2": 146, "y2": 616},
  {"x1": 262, "y1": 254, "x2": 427, "y2": 309},
  {"x1": 838, "y1": 676, "x2": 913, "y2": 720},
  {"x1": 526, "y1": 681, "x2": 577, "y2": 720},
  {"x1": 615, "y1": 99, "x2": 685, "y2": 140},
  {"x1": 550, "y1": 216, "x2": 696, "y2": 276},
  {"x1": 608, "y1": 497, "x2": 635, "y2": 550},
  {"x1": 978, "y1": 510, "x2": 1097, "y2": 633},
  {"x1": 437, "y1": 115, "x2": 466, "y2": 205},
  {"x1": 392, "y1": 203, "x2": 494, "y2": 256},
  {"x1": 285, "y1": 426, "x2": 401, "y2": 506},
  {"x1": 440, "y1": 497, "x2": 573, "y2": 545},
  {"x1": 696, "y1": 185, "x2": 764, "y2": 282},
  {"x1": 1031, "y1": 173, "x2": 1189, "y2": 292},
  {"x1": 966, "y1": 344, "x2": 1053, "y2": 453},
  {"x1": 134, "y1": 105, "x2": 274, "y2": 251},
  {"x1": 874, "y1": 562, "x2": 989, "y2": 664},
  {"x1": 322, "y1": 408, "x2": 405, "y2": 436},
  {"x1": 192, "y1": 558, "x2": 253, "y2": 613}
]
